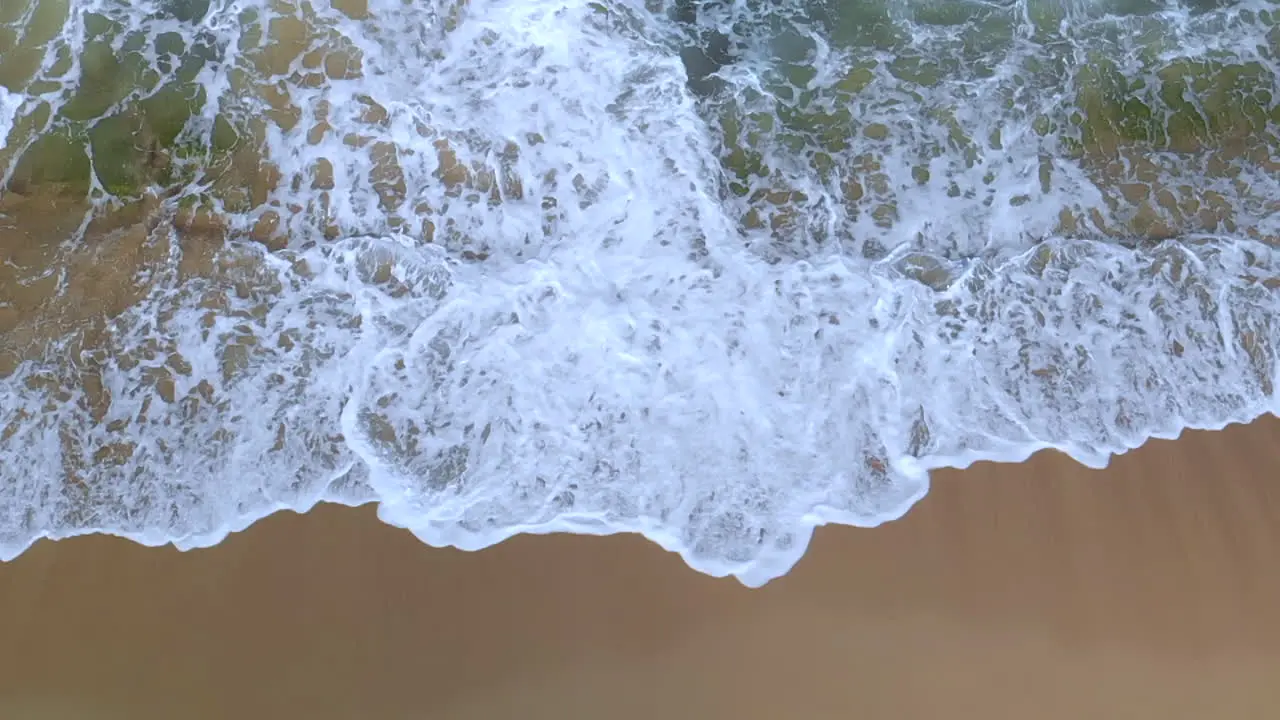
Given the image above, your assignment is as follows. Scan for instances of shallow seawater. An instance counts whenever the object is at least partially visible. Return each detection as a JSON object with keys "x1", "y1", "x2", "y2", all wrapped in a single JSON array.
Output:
[{"x1": 0, "y1": 0, "x2": 1277, "y2": 585}]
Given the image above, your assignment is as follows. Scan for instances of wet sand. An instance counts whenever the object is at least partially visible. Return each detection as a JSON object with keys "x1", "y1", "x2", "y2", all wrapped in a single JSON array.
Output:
[{"x1": 1, "y1": 416, "x2": 1279, "y2": 719}]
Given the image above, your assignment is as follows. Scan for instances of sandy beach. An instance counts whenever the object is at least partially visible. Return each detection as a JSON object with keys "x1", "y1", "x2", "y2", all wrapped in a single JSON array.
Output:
[{"x1": 1, "y1": 416, "x2": 1278, "y2": 719}]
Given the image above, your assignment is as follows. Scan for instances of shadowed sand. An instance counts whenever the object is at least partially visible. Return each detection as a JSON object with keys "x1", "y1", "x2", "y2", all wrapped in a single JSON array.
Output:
[{"x1": 2, "y1": 416, "x2": 1280, "y2": 719}]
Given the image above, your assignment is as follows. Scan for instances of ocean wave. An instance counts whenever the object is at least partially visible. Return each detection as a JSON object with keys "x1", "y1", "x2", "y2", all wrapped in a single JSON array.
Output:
[{"x1": 0, "y1": 0, "x2": 1277, "y2": 585}]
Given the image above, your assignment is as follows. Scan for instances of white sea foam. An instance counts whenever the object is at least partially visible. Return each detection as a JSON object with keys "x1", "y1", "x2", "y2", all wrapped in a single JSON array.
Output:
[
  {"x1": 0, "y1": 0, "x2": 1277, "y2": 585},
  {"x1": 0, "y1": 87, "x2": 21, "y2": 150}
]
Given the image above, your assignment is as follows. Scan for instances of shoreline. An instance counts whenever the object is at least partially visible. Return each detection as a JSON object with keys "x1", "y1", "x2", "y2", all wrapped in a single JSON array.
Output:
[
  {"x1": 2, "y1": 415, "x2": 1279, "y2": 718},
  {"x1": 4, "y1": 409, "x2": 1278, "y2": 584}
]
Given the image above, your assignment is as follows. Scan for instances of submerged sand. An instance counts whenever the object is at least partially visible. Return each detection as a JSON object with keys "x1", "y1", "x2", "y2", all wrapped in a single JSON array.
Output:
[{"x1": 1, "y1": 416, "x2": 1279, "y2": 719}]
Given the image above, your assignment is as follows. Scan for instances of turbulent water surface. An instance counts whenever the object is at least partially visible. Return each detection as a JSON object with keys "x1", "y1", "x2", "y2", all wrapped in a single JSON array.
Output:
[{"x1": 1, "y1": 0, "x2": 1278, "y2": 584}]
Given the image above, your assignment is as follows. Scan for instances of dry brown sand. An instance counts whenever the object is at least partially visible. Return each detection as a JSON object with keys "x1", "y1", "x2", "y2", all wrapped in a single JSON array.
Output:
[{"x1": 1, "y1": 416, "x2": 1279, "y2": 719}]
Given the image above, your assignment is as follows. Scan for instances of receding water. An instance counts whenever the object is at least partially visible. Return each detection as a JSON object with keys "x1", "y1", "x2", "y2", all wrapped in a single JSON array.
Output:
[{"x1": 1, "y1": 0, "x2": 1278, "y2": 585}]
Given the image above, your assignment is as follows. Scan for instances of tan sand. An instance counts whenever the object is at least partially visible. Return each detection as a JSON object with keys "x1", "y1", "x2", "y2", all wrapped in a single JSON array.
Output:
[{"x1": 1, "y1": 416, "x2": 1279, "y2": 719}]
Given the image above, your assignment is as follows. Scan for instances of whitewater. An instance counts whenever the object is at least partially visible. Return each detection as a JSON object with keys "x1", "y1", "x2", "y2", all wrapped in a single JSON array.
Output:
[{"x1": 0, "y1": 0, "x2": 1278, "y2": 585}]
